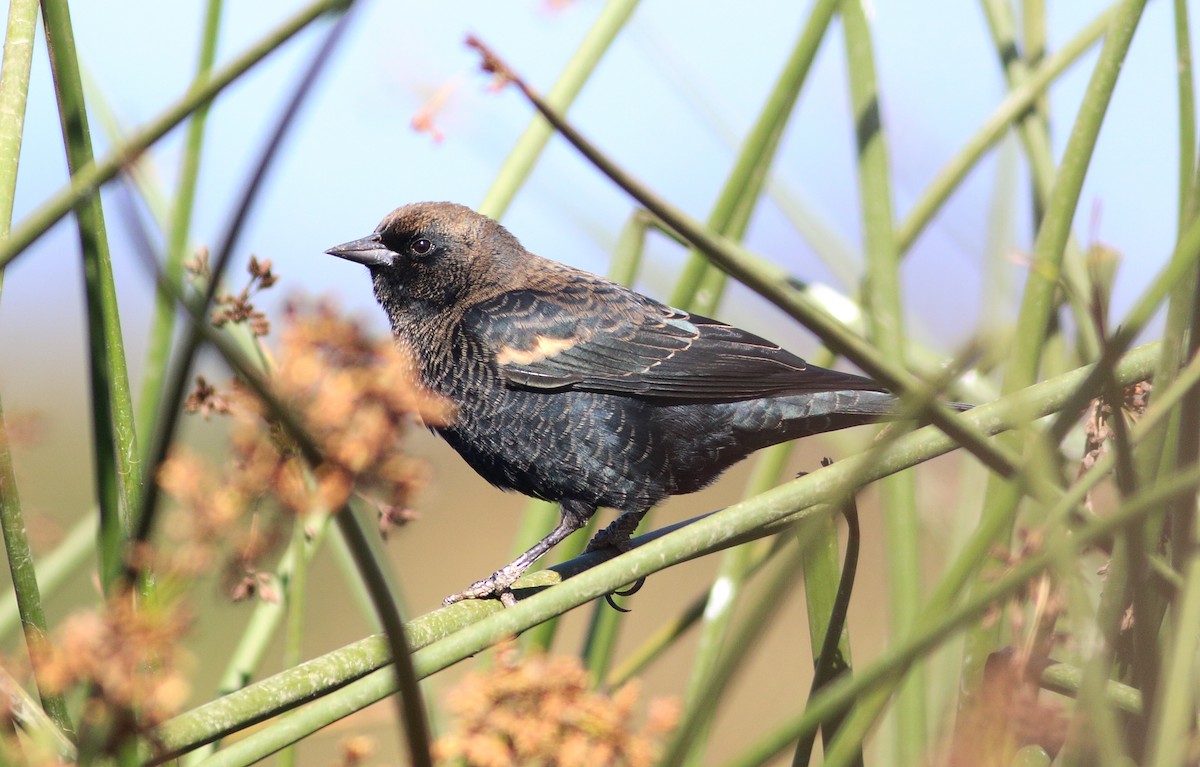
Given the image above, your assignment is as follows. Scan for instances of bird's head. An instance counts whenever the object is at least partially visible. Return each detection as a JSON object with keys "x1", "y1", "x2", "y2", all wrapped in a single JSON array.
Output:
[{"x1": 325, "y1": 201, "x2": 525, "y2": 320}]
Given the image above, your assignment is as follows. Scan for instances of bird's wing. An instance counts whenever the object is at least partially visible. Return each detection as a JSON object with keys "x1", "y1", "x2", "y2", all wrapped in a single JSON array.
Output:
[{"x1": 463, "y1": 285, "x2": 886, "y2": 401}]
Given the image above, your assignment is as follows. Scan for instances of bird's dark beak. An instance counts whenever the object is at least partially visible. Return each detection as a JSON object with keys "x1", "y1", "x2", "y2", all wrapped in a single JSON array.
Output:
[{"x1": 324, "y1": 233, "x2": 395, "y2": 267}]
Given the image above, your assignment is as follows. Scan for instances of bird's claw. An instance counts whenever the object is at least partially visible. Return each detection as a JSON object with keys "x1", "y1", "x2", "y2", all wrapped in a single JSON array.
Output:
[{"x1": 442, "y1": 567, "x2": 522, "y2": 607}]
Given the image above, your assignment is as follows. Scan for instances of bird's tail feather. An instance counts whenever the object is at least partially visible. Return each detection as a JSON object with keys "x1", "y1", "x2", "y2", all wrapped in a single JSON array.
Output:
[{"x1": 764, "y1": 390, "x2": 970, "y2": 443}]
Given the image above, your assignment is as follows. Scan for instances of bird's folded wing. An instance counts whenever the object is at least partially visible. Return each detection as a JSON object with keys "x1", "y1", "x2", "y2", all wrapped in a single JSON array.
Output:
[{"x1": 463, "y1": 286, "x2": 887, "y2": 402}]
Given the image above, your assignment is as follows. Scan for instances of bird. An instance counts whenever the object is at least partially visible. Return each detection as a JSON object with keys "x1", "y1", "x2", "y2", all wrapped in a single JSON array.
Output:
[{"x1": 327, "y1": 202, "x2": 941, "y2": 606}]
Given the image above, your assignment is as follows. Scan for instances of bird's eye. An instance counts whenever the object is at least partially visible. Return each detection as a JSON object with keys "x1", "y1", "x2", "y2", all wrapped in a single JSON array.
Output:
[{"x1": 411, "y1": 238, "x2": 433, "y2": 256}]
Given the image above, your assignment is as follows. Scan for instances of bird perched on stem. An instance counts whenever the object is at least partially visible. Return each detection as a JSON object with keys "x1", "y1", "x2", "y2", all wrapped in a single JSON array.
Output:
[{"x1": 328, "y1": 202, "x2": 944, "y2": 606}]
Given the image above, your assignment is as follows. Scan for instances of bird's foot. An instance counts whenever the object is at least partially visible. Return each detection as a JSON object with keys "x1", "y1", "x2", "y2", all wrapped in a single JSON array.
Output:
[
  {"x1": 586, "y1": 514, "x2": 648, "y2": 611},
  {"x1": 443, "y1": 565, "x2": 524, "y2": 608},
  {"x1": 585, "y1": 515, "x2": 641, "y2": 555}
]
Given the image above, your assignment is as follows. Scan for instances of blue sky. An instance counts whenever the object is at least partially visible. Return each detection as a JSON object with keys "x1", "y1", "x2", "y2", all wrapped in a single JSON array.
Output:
[{"x1": 0, "y1": 0, "x2": 1192, "y2": 390}]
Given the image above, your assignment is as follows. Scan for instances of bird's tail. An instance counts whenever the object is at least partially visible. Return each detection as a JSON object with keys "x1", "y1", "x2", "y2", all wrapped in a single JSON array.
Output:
[{"x1": 749, "y1": 389, "x2": 971, "y2": 446}]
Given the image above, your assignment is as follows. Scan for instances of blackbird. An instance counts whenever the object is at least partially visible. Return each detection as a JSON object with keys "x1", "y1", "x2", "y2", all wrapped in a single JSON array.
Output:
[{"x1": 328, "y1": 202, "x2": 914, "y2": 606}]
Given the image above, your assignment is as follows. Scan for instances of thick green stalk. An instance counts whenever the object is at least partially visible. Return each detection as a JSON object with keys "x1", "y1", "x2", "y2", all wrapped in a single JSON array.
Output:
[
  {"x1": 478, "y1": 0, "x2": 638, "y2": 219},
  {"x1": 726, "y1": 462, "x2": 1200, "y2": 767},
  {"x1": 136, "y1": 0, "x2": 224, "y2": 451},
  {"x1": 0, "y1": 0, "x2": 72, "y2": 734},
  {"x1": 960, "y1": 0, "x2": 1148, "y2": 688},
  {"x1": 841, "y1": 3, "x2": 926, "y2": 761},
  {"x1": 158, "y1": 343, "x2": 1161, "y2": 761},
  {"x1": 41, "y1": 0, "x2": 139, "y2": 591},
  {"x1": 0, "y1": 0, "x2": 346, "y2": 272}
]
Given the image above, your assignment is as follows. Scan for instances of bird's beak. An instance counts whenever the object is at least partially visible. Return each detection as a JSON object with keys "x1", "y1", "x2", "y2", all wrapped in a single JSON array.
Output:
[{"x1": 324, "y1": 233, "x2": 395, "y2": 267}]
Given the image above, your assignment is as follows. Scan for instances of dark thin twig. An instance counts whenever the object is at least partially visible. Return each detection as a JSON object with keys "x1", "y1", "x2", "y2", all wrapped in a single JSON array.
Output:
[
  {"x1": 120, "y1": 181, "x2": 433, "y2": 767},
  {"x1": 119, "y1": 10, "x2": 434, "y2": 766},
  {"x1": 134, "y1": 11, "x2": 348, "y2": 545},
  {"x1": 464, "y1": 35, "x2": 1017, "y2": 483},
  {"x1": 792, "y1": 470, "x2": 861, "y2": 767}
]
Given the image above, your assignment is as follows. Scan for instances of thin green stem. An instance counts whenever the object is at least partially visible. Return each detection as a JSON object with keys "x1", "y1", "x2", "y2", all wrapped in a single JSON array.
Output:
[
  {"x1": 662, "y1": 536, "x2": 811, "y2": 767},
  {"x1": 962, "y1": 0, "x2": 1148, "y2": 687},
  {"x1": 136, "y1": 0, "x2": 224, "y2": 453},
  {"x1": 979, "y1": 0, "x2": 1101, "y2": 362},
  {"x1": 469, "y1": 39, "x2": 1021, "y2": 479},
  {"x1": 722, "y1": 461, "x2": 1200, "y2": 767},
  {"x1": 896, "y1": 4, "x2": 1115, "y2": 254},
  {"x1": 477, "y1": 0, "x2": 639, "y2": 219},
  {"x1": 0, "y1": 0, "x2": 346, "y2": 272},
  {"x1": 840, "y1": 2, "x2": 925, "y2": 763},
  {"x1": 669, "y1": 0, "x2": 839, "y2": 310},
  {"x1": 677, "y1": 444, "x2": 793, "y2": 766}
]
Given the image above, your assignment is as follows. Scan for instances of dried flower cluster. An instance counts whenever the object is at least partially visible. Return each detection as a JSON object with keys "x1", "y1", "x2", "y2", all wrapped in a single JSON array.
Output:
[
  {"x1": 433, "y1": 644, "x2": 679, "y2": 767},
  {"x1": 33, "y1": 595, "x2": 191, "y2": 745},
  {"x1": 265, "y1": 299, "x2": 452, "y2": 514},
  {"x1": 942, "y1": 649, "x2": 1069, "y2": 767},
  {"x1": 1077, "y1": 380, "x2": 1152, "y2": 498},
  {"x1": 211, "y1": 255, "x2": 278, "y2": 336},
  {"x1": 946, "y1": 531, "x2": 1069, "y2": 765},
  {"x1": 163, "y1": 297, "x2": 450, "y2": 597},
  {"x1": 155, "y1": 445, "x2": 287, "y2": 598},
  {"x1": 182, "y1": 249, "x2": 277, "y2": 336}
]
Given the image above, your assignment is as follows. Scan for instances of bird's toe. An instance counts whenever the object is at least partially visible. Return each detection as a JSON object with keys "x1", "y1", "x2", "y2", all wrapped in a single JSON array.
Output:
[{"x1": 442, "y1": 566, "x2": 523, "y2": 606}]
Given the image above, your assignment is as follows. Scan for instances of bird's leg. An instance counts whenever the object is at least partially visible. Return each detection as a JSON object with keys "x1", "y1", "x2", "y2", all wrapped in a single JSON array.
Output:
[
  {"x1": 443, "y1": 502, "x2": 592, "y2": 607},
  {"x1": 585, "y1": 507, "x2": 650, "y2": 555}
]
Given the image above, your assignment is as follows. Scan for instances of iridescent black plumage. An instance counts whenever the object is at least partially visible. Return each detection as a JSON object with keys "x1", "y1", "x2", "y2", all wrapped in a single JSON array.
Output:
[{"x1": 327, "y1": 202, "x2": 906, "y2": 605}]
